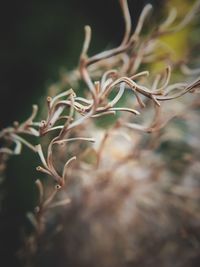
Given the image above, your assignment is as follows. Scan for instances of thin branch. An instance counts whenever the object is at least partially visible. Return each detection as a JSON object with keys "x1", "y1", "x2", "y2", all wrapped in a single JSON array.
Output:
[{"x1": 119, "y1": 0, "x2": 132, "y2": 45}]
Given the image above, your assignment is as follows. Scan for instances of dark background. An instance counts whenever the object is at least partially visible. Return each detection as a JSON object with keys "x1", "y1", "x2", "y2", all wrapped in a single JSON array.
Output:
[
  {"x1": 0, "y1": 1, "x2": 163, "y2": 266},
  {"x1": 0, "y1": 0, "x2": 163, "y2": 127}
]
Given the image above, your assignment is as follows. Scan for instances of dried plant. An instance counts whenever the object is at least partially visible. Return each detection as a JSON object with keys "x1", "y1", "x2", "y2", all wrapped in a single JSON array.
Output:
[{"x1": 1, "y1": 0, "x2": 200, "y2": 265}]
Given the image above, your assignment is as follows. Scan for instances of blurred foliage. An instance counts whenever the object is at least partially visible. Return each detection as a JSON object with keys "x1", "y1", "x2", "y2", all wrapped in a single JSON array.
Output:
[
  {"x1": 152, "y1": 0, "x2": 196, "y2": 72},
  {"x1": 0, "y1": 2, "x2": 163, "y2": 266},
  {"x1": 2, "y1": 0, "x2": 199, "y2": 266}
]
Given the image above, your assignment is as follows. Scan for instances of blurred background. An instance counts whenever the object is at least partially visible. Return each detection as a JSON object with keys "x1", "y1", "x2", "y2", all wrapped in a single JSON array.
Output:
[
  {"x1": 5, "y1": 0, "x2": 200, "y2": 266},
  {"x1": 0, "y1": 0, "x2": 163, "y2": 127}
]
